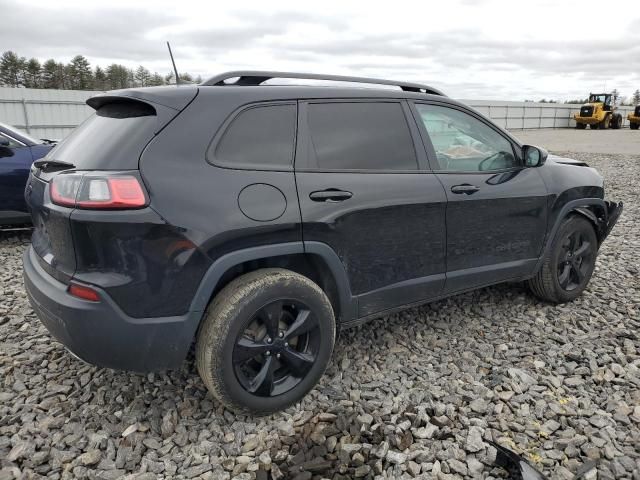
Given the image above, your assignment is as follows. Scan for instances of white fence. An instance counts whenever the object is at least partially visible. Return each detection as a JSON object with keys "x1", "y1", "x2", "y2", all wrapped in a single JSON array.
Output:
[
  {"x1": 464, "y1": 100, "x2": 635, "y2": 130},
  {"x1": 0, "y1": 87, "x2": 636, "y2": 140},
  {"x1": 0, "y1": 87, "x2": 100, "y2": 140}
]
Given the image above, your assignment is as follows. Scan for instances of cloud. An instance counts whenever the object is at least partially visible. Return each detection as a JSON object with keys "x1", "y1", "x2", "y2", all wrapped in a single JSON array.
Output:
[{"x1": 1, "y1": 0, "x2": 639, "y2": 100}]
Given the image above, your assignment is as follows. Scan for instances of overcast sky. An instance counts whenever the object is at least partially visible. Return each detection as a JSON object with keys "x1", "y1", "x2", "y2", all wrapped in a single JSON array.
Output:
[{"x1": 2, "y1": 0, "x2": 639, "y2": 101}]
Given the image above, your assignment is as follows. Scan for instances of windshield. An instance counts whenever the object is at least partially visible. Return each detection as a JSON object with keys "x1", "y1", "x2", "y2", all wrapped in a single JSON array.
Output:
[
  {"x1": 589, "y1": 94, "x2": 610, "y2": 104},
  {"x1": 0, "y1": 121, "x2": 42, "y2": 144}
]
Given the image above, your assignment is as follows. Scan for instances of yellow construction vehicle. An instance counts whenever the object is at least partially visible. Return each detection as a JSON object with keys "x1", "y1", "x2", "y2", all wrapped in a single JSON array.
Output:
[
  {"x1": 573, "y1": 93, "x2": 623, "y2": 129},
  {"x1": 628, "y1": 105, "x2": 640, "y2": 130}
]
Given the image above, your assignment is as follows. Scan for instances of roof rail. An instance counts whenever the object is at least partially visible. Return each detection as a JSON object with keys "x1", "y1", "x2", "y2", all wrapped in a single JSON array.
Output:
[{"x1": 201, "y1": 71, "x2": 445, "y2": 96}]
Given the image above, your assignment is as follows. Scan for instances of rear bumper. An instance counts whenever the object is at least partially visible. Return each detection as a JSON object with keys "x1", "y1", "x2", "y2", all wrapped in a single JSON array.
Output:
[{"x1": 23, "y1": 246, "x2": 202, "y2": 372}]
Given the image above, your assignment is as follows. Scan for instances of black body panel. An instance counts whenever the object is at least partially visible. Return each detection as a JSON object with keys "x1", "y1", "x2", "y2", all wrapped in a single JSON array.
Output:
[{"x1": 436, "y1": 169, "x2": 548, "y2": 291}]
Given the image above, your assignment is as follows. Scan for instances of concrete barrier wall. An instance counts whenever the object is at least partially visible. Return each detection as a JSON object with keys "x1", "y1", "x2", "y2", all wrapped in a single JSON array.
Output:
[{"x1": 0, "y1": 87, "x2": 637, "y2": 140}]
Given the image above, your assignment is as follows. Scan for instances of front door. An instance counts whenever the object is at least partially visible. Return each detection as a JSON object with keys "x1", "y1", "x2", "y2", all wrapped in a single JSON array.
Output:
[
  {"x1": 295, "y1": 100, "x2": 447, "y2": 318},
  {"x1": 412, "y1": 102, "x2": 548, "y2": 293}
]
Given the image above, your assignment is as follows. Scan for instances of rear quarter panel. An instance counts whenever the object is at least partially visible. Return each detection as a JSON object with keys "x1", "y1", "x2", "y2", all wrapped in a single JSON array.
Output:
[{"x1": 135, "y1": 88, "x2": 302, "y2": 317}]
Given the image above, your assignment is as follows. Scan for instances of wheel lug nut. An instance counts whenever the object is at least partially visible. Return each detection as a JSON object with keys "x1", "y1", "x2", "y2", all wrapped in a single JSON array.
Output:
[
  {"x1": 266, "y1": 337, "x2": 272, "y2": 344},
  {"x1": 265, "y1": 351, "x2": 271, "y2": 356},
  {"x1": 285, "y1": 342, "x2": 289, "y2": 347},
  {"x1": 276, "y1": 353, "x2": 281, "y2": 359},
  {"x1": 278, "y1": 332, "x2": 284, "y2": 338}
]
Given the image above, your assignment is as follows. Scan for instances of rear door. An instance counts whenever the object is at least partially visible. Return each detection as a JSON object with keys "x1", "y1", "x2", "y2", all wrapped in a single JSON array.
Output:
[
  {"x1": 411, "y1": 102, "x2": 548, "y2": 293},
  {"x1": 295, "y1": 100, "x2": 447, "y2": 318}
]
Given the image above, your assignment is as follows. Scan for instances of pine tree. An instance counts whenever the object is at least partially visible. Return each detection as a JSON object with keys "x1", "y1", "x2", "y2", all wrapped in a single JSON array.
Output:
[
  {"x1": 134, "y1": 66, "x2": 151, "y2": 87},
  {"x1": 24, "y1": 58, "x2": 42, "y2": 88},
  {"x1": 0, "y1": 51, "x2": 26, "y2": 86},
  {"x1": 633, "y1": 90, "x2": 640, "y2": 106},
  {"x1": 147, "y1": 72, "x2": 165, "y2": 86},
  {"x1": 94, "y1": 66, "x2": 108, "y2": 90},
  {"x1": 106, "y1": 64, "x2": 130, "y2": 89},
  {"x1": 68, "y1": 55, "x2": 93, "y2": 89}
]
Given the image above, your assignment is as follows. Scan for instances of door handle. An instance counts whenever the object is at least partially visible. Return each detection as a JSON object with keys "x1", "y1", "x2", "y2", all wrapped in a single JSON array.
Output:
[
  {"x1": 451, "y1": 184, "x2": 480, "y2": 195},
  {"x1": 309, "y1": 189, "x2": 353, "y2": 202}
]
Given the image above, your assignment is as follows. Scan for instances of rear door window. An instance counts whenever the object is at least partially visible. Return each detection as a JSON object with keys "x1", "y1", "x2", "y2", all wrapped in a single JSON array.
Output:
[
  {"x1": 210, "y1": 103, "x2": 296, "y2": 170},
  {"x1": 304, "y1": 102, "x2": 418, "y2": 171}
]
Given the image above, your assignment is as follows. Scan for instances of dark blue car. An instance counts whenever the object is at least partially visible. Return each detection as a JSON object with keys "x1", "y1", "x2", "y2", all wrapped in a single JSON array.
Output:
[{"x1": 0, "y1": 122, "x2": 55, "y2": 224}]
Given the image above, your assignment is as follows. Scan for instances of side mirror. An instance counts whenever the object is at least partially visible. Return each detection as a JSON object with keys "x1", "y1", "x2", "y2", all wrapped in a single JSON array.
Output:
[
  {"x1": 0, "y1": 137, "x2": 10, "y2": 147},
  {"x1": 523, "y1": 145, "x2": 548, "y2": 167}
]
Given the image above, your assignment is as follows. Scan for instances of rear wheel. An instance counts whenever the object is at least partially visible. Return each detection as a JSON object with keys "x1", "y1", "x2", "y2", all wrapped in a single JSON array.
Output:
[
  {"x1": 599, "y1": 115, "x2": 610, "y2": 129},
  {"x1": 528, "y1": 216, "x2": 598, "y2": 303},
  {"x1": 631, "y1": 122, "x2": 639, "y2": 130},
  {"x1": 196, "y1": 268, "x2": 336, "y2": 413},
  {"x1": 576, "y1": 123, "x2": 587, "y2": 129}
]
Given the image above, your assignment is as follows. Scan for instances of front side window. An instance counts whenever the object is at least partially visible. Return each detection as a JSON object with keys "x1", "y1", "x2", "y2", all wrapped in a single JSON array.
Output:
[
  {"x1": 416, "y1": 104, "x2": 518, "y2": 172},
  {"x1": 306, "y1": 102, "x2": 418, "y2": 171},
  {"x1": 212, "y1": 104, "x2": 296, "y2": 170}
]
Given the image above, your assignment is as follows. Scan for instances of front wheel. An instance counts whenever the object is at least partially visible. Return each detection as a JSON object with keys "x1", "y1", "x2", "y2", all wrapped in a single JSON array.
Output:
[
  {"x1": 631, "y1": 122, "x2": 639, "y2": 130},
  {"x1": 528, "y1": 216, "x2": 598, "y2": 303},
  {"x1": 196, "y1": 268, "x2": 336, "y2": 413},
  {"x1": 576, "y1": 123, "x2": 587, "y2": 130}
]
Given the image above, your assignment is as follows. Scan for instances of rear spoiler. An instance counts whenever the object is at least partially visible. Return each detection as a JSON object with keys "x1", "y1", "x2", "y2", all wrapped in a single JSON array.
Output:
[
  {"x1": 87, "y1": 86, "x2": 198, "y2": 112},
  {"x1": 86, "y1": 87, "x2": 198, "y2": 134}
]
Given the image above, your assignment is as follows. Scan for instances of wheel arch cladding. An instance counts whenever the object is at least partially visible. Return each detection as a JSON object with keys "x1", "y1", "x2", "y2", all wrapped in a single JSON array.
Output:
[{"x1": 188, "y1": 242, "x2": 356, "y2": 328}]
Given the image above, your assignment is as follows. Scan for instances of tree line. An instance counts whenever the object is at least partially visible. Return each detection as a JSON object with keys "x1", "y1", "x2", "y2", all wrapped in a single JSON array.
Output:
[{"x1": 0, "y1": 51, "x2": 201, "y2": 90}]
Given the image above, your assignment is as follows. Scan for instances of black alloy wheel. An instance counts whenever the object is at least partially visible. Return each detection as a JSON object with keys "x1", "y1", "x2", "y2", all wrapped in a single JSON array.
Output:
[
  {"x1": 196, "y1": 268, "x2": 336, "y2": 413},
  {"x1": 233, "y1": 299, "x2": 320, "y2": 397},
  {"x1": 556, "y1": 229, "x2": 595, "y2": 292}
]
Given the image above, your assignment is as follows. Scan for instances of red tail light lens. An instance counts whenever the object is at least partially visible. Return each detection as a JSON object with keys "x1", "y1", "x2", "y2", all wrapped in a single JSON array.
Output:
[
  {"x1": 68, "y1": 283, "x2": 100, "y2": 302},
  {"x1": 51, "y1": 173, "x2": 147, "y2": 209}
]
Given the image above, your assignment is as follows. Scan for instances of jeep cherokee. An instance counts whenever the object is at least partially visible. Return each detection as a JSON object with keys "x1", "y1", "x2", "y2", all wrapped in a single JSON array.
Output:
[{"x1": 22, "y1": 71, "x2": 622, "y2": 413}]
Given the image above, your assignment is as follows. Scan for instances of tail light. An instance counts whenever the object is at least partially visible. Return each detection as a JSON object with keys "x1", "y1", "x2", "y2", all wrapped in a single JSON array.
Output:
[{"x1": 51, "y1": 173, "x2": 147, "y2": 209}]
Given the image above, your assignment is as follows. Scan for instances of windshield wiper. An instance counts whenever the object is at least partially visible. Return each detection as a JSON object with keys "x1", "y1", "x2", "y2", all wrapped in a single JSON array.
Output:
[{"x1": 33, "y1": 159, "x2": 75, "y2": 172}]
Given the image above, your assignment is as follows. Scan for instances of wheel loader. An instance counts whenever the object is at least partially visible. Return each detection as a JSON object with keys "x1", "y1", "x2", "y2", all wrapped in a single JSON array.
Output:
[
  {"x1": 573, "y1": 93, "x2": 623, "y2": 129},
  {"x1": 628, "y1": 105, "x2": 640, "y2": 130}
]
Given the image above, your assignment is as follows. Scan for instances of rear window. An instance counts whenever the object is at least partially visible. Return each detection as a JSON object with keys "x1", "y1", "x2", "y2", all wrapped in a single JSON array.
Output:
[
  {"x1": 306, "y1": 102, "x2": 417, "y2": 171},
  {"x1": 210, "y1": 103, "x2": 296, "y2": 170},
  {"x1": 48, "y1": 100, "x2": 159, "y2": 170}
]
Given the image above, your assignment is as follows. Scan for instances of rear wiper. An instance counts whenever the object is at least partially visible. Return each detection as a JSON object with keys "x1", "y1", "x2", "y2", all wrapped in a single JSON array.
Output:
[{"x1": 33, "y1": 159, "x2": 75, "y2": 172}]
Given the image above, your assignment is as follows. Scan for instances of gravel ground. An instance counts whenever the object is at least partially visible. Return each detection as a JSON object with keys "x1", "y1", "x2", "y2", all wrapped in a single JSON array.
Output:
[{"x1": 1, "y1": 152, "x2": 639, "y2": 480}]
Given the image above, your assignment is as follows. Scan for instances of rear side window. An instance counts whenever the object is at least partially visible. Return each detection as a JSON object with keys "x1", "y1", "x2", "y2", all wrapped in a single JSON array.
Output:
[
  {"x1": 211, "y1": 104, "x2": 296, "y2": 170},
  {"x1": 305, "y1": 102, "x2": 417, "y2": 171}
]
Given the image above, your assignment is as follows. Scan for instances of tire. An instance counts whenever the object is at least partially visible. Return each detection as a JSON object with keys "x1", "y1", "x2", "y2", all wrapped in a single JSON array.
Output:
[
  {"x1": 611, "y1": 114, "x2": 622, "y2": 129},
  {"x1": 599, "y1": 115, "x2": 610, "y2": 129},
  {"x1": 589, "y1": 123, "x2": 599, "y2": 129},
  {"x1": 631, "y1": 122, "x2": 639, "y2": 130},
  {"x1": 528, "y1": 216, "x2": 598, "y2": 303},
  {"x1": 576, "y1": 123, "x2": 586, "y2": 129},
  {"x1": 196, "y1": 268, "x2": 336, "y2": 414}
]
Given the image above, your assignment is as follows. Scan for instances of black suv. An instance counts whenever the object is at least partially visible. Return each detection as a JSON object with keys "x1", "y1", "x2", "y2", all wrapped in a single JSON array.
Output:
[{"x1": 23, "y1": 71, "x2": 622, "y2": 413}]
